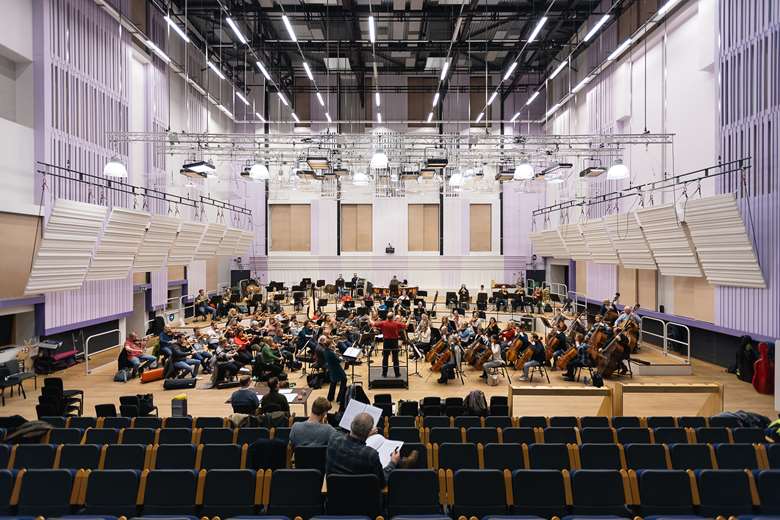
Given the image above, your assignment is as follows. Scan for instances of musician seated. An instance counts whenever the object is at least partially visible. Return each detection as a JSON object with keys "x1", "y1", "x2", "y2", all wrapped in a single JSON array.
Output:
[
  {"x1": 550, "y1": 321, "x2": 569, "y2": 369},
  {"x1": 495, "y1": 289, "x2": 509, "y2": 311},
  {"x1": 226, "y1": 308, "x2": 243, "y2": 328},
  {"x1": 254, "y1": 338, "x2": 285, "y2": 380},
  {"x1": 210, "y1": 339, "x2": 241, "y2": 386},
  {"x1": 436, "y1": 336, "x2": 461, "y2": 384},
  {"x1": 165, "y1": 339, "x2": 200, "y2": 378},
  {"x1": 195, "y1": 289, "x2": 217, "y2": 321},
  {"x1": 230, "y1": 376, "x2": 260, "y2": 414},
  {"x1": 124, "y1": 333, "x2": 157, "y2": 372},
  {"x1": 259, "y1": 377, "x2": 290, "y2": 415},
  {"x1": 563, "y1": 333, "x2": 589, "y2": 381},
  {"x1": 614, "y1": 305, "x2": 640, "y2": 328},
  {"x1": 584, "y1": 314, "x2": 612, "y2": 344},
  {"x1": 217, "y1": 288, "x2": 235, "y2": 318},
  {"x1": 457, "y1": 322, "x2": 475, "y2": 346},
  {"x1": 297, "y1": 320, "x2": 317, "y2": 351},
  {"x1": 517, "y1": 334, "x2": 546, "y2": 382},
  {"x1": 498, "y1": 321, "x2": 516, "y2": 347},
  {"x1": 458, "y1": 284, "x2": 470, "y2": 307},
  {"x1": 480, "y1": 335, "x2": 505, "y2": 379}
]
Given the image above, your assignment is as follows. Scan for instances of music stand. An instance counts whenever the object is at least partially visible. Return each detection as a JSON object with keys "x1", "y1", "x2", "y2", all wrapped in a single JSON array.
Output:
[{"x1": 342, "y1": 346, "x2": 362, "y2": 385}]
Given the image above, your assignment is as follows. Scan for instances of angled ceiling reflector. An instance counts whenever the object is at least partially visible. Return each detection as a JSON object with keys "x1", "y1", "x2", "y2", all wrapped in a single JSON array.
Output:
[
  {"x1": 233, "y1": 229, "x2": 255, "y2": 255},
  {"x1": 194, "y1": 223, "x2": 226, "y2": 260},
  {"x1": 580, "y1": 218, "x2": 620, "y2": 264},
  {"x1": 86, "y1": 208, "x2": 151, "y2": 281},
  {"x1": 168, "y1": 222, "x2": 207, "y2": 265},
  {"x1": 603, "y1": 212, "x2": 657, "y2": 270},
  {"x1": 558, "y1": 224, "x2": 590, "y2": 260},
  {"x1": 530, "y1": 229, "x2": 569, "y2": 259},
  {"x1": 133, "y1": 215, "x2": 181, "y2": 272},
  {"x1": 218, "y1": 227, "x2": 244, "y2": 255},
  {"x1": 634, "y1": 203, "x2": 702, "y2": 277}
]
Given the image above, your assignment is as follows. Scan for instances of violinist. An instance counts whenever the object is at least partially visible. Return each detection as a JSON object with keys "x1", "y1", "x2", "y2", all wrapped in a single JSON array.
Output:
[
  {"x1": 469, "y1": 310, "x2": 483, "y2": 330},
  {"x1": 414, "y1": 314, "x2": 432, "y2": 355},
  {"x1": 297, "y1": 320, "x2": 318, "y2": 352},
  {"x1": 485, "y1": 317, "x2": 500, "y2": 337},
  {"x1": 496, "y1": 288, "x2": 509, "y2": 312},
  {"x1": 436, "y1": 336, "x2": 461, "y2": 384},
  {"x1": 255, "y1": 337, "x2": 284, "y2": 379},
  {"x1": 480, "y1": 335, "x2": 505, "y2": 380},
  {"x1": 226, "y1": 308, "x2": 243, "y2": 328},
  {"x1": 518, "y1": 333, "x2": 545, "y2": 382},
  {"x1": 563, "y1": 333, "x2": 589, "y2": 382},
  {"x1": 211, "y1": 338, "x2": 240, "y2": 386}
]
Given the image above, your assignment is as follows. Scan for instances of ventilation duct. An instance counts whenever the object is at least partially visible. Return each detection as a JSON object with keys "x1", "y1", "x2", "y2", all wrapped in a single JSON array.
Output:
[
  {"x1": 558, "y1": 224, "x2": 590, "y2": 260},
  {"x1": 580, "y1": 218, "x2": 620, "y2": 264},
  {"x1": 133, "y1": 215, "x2": 181, "y2": 271},
  {"x1": 168, "y1": 222, "x2": 207, "y2": 265},
  {"x1": 86, "y1": 208, "x2": 151, "y2": 281},
  {"x1": 603, "y1": 213, "x2": 657, "y2": 270},
  {"x1": 634, "y1": 204, "x2": 702, "y2": 277}
]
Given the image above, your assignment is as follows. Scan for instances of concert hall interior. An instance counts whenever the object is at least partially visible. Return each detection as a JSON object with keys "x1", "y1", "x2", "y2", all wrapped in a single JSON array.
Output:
[{"x1": 0, "y1": 0, "x2": 778, "y2": 518}]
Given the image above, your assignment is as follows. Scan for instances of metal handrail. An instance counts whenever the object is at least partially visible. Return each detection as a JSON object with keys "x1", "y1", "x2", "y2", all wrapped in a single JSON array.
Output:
[
  {"x1": 567, "y1": 291, "x2": 589, "y2": 315},
  {"x1": 664, "y1": 321, "x2": 691, "y2": 364},
  {"x1": 639, "y1": 316, "x2": 667, "y2": 350},
  {"x1": 85, "y1": 329, "x2": 122, "y2": 375},
  {"x1": 549, "y1": 283, "x2": 568, "y2": 301}
]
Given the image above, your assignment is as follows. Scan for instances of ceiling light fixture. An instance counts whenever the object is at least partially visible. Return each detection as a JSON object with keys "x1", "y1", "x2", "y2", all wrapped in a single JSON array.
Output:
[
  {"x1": 526, "y1": 90, "x2": 540, "y2": 105},
  {"x1": 475, "y1": 111, "x2": 484, "y2": 123},
  {"x1": 513, "y1": 159, "x2": 534, "y2": 180},
  {"x1": 487, "y1": 91, "x2": 498, "y2": 105},
  {"x1": 144, "y1": 40, "x2": 171, "y2": 63},
  {"x1": 282, "y1": 15, "x2": 297, "y2": 42},
  {"x1": 249, "y1": 163, "x2": 269, "y2": 180},
  {"x1": 103, "y1": 156, "x2": 128, "y2": 178},
  {"x1": 549, "y1": 61, "x2": 567, "y2": 80},
  {"x1": 277, "y1": 92, "x2": 288, "y2": 106},
  {"x1": 316, "y1": 92, "x2": 325, "y2": 107},
  {"x1": 377, "y1": 112, "x2": 382, "y2": 123},
  {"x1": 375, "y1": 91, "x2": 381, "y2": 107},
  {"x1": 207, "y1": 61, "x2": 225, "y2": 80},
  {"x1": 353, "y1": 170, "x2": 370, "y2": 185},
  {"x1": 303, "y1": 62, "x2": 314, "y2": 81},
  {"x1": 226, "y1": 17, "x2": 247, "y2": 44},
  {"x1": 182, "y1": 160, "x2": 216, "y2": 175},
  {"x1": 255, "y1": 112, "x2": 266, "y2": 123},
  {"x1": 527, "y1": 16, "x2": 548, "y2": 43},
  {"x1": 448, "y1": 172, "x2": 464, "y2": 187},
  {"x1": 291, "y1": 112, "x2": 300, "y2": 123},
  {"x1": 427, "y1": 112, "x2": 434, "y2": 123},
  {"x1": 236, "y1": 91, "x2": 249, "y2": 106},
  {"x1": 510, "y1": 112, "x2": 521, "y2": 122},
  {"x1": 607, "y1": 38, "x2": 632, "y2": 61},
  {"x1": 607, "y1": 158, "x2": 629, "y2": 180},
  {"x1": 255, "y1": 61, "x2": 271, "y2": 81},
  {"x1": 583, "y1": 14, "x2": 610, "y2": 42},
  {"x1": 164, "y1": 15, "x2": 190, "y2": 43},
  {"x1": 370, "y1": 150, "x2": 388, "y2": 169},
  {"x1": 432, "y1": 92, "x2": 440, "y2": 106},
  {"x1": 545, "y1": 103, "x2": 561, "y2": 118},
  {"x1": 657, "y1": 0, "x2": 682, "y2": 18},
  {"x1": 440, "y1": 60, "x2": 450, "y2": 81},
  {"x1": 571, "y1": 76, "x2": 592, "y2": 94},
  {"x1": 368, "y1": 15, "x2": 376, "y2": 43},
  {"x1": 503, "y1": 61, "x2": 518, "y2": 81}
]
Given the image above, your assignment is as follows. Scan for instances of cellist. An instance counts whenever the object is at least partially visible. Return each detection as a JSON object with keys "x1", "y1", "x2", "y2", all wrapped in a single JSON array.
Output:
[
  {"x1": 436, "y1": 336, "x2": 462, "y2": 385},
  {"x1": 584, "y1": 314, "x2": 612, "y2": 345},
  {"x1": 517, "y1": 333, "x2": 546, "y2": 382},
  {"x1": 549, "y1": 320, "x2": 569, "y2": 369},
  {"x1": 562, "y1": 333, "x2": 589, "y2": 382}
]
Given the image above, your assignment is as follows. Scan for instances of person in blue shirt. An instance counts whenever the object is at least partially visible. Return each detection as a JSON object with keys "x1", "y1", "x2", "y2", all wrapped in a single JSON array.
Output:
[
  {"x1": 563, "y1": 333, "x2": 590, "y2": 381},
  {"x1": 518, "y1": 334, "x2": 546, "y2": 382}
]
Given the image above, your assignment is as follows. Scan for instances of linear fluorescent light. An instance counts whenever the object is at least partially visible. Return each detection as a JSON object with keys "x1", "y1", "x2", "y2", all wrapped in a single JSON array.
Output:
[
  {"x1": 255, "y1": 61, "x2": 271, "y2": 81},
  {"x1": 255, "y1": 112, "x2": 266, "y2": 123},
  {"x1": 657, "y1": 0, "x2": 682, "y2": 17},
  {"x1": 583, "y1": 15, "x2": 610, "y2": 42},
  {"x1": 549, "y1": 61, "x2": 567, "y2": 80},
  {"x1": 207, "y1": 61, "x2": 225, "y2": 80},
  {"x1": 377, "y1": 112, "x2": 382, "y2": 123},
  {"x1": 427, "y1": 112, "x2": 434, "y2": 123},
  {"x1": 545, "y1": 103, "x2": 561, "y2": 118},
  {"x1": 432, "y1": 92, "x2": 440, "y2": 107},
  {"x1": 282, "y1": 15, "x2": 297, "y2": 42},
  {"x1": 510, "y1": 112, "x2": 521, "y2": 122},
  {"x1": 440, "y1": 60, "x2": 450, "y2": 81},
  {"x1": 303, "y1": 62, "x2": 314, "y2": 81},
  {"x1": 526, "y1": 90, "x2": 540, "y2": 105},
  {"x1": 527, "y1": 16, "x2": 548, "y2": 43},
  {"x1": 571, "y1": 76, "x2": 592, "y2": 94},
  {"x1": 368, "y1": 15, "x2": 376, "y2": 43},
  {"x1": 488, "y1": 91, "x2": 498, "y2": 105},
  {"x1": 217, "y1": 104, "x2": 233, "y2": 118},
  {"x1": 145, "y1": 40, "x2": 171, "y2": 63},
  {"x1": 164, "y1": 15, "x2": 190, "y2": 43},
  {"x1": 325, "y1": 112, "x2": 332, "y2": 123},
  {"x1": 226, "y1": 17, "x2": 247, "y2": 45},
  {"x1": 316, "y1": 92, "x2": 325, "y2": 106},
  {"x1": 607, "y1": 38, "x2": 632, "y2": 61},
  {"x1": 236, "y1": 91, "x2": 249, "y2": 105},
  {"x1": 375, "y1": 91, "x2": 381, "y2": 107},
  {"x1": 475, "y1": 112, "x2": 484, "y2": 123},
  {"x1": 277, "y1": 92, "x2": 288, "y2": 106},
  {"x1": 503, "y1": 61, "x2": 518, "y2": 81},
  {"x1": 291, "y1": 112, "x2": 300, "y2": 123}
]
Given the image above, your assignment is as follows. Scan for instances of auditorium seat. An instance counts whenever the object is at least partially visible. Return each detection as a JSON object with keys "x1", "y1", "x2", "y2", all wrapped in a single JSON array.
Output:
[
  {"x1": 201, "y1": 468, "x2": 258, "y2": 517},
  {"x1": 421, "y1": 405, "x2": 443, "y2": 417},
  {"x1": 489, "y1": 396, "x2": 509, "y2": 417},
  {"x1": 141, "y1": 469, "x2": 198, "y2": 515},
  {"x1": 133, "y1": 416, "x2": 163, "y2": 429},
  {"x1": 580, "y1": 427, "x2": 615, "y2": 444},
  {"x1": 695, "y1": 426, "x2": 732, "y2": 444},
  {"x1": 677, "y1": 416, "x2": 707, "y2": 428},
  {"x1": 616, "y1": 427, "x2": 653, "y2": 444},
  {"x1": 68, "y1": 416, "x2": 97, "y2": 429},
  {"x1": 511, "y1": 469, "x2": 568, "y2": 517},
  {"x1": 157, "y1": 427, "x2": 193, "y2": 444},
  {"x1": 154, "y1": 444, "x2": 196, "y2": 469},
  {"x1": 0, "y1": 469, "x2": 14, "y2": 515},
  {"x1": 195, "y1": 416, "x2": 226, "y2": 428},
  {"x1": 397, "y1": 400, "x2": 419, "y2": 416},
  {"x1": 484, "y1": 416, "x2": 512, "y2": 429},
  {"x1": 579, "y1": 443, "x2": 623, "y2": 470},
  {"x1": 267, "y1": 469, "x2": 323, "y2": 519},
  {"x1": 326, "y1": 473, "x2": 382, "y2": 517},
  {"x1": 527, "y1": 443, "x2": 570, "y2": 470},
  {"x1": 579, "y1": 416, "x2": 610, "y2": 428},
  {"x1": 273, "y1": 427, "x2": 291, "y2": 442},
  {"x1": 294, "y1": 445, "x2": 327, "y2": 475},
  {"x1": 41, "y1": 416, "x2": 67, "y2": 427},
  {"x1": 715, "y1": 443, "x2": 761, "y2": 469},
  {"x1": 438, "y1": 443, "x2": 478, "y2": 470},
  {"x1": 444, "y1": 398, "x2": 465, "y2": 417},
  {"x1": 48, "y1": 427, "x2": 83, "y2": 445},
  {"x1": 121, "y1": 427, "x2": 156, "y2": 445},
  {"x1": 400, "y1": 442, "x2": 428, "y2": 469},
  {"x1": 387, "y1": 469, "x2": 441, "y2": 517},
  {"x1": 768, "y1": 444, "x2": 780, "y2": 468},
  {"x1": 165, "y1": 416, "x2": 194, "y2": 429},
  {"x1": 102, "y1": 416, "x2": 132, "y2": 429},
  {"x1": 422, "y1": 416, "x2": 450, "y2": 429},
  {"x1": 542, "y1": 427, "x2": 578, "y2": 444},
  {"x1": 696, "y1": 468, "x2": 754, "y2": 518},
  {"x1": 200, "y1": 443, "x2": 243, "y2": 469},
  {"x1": 634, "y1": 469, "x2": 697, "y2": 517},
  {"x1": 549, "y1": 416, "x2": 578, "y2": 428},
  {"x1": 81, "y1": 469, "x2": 140, "y2": 517},
  {"x1": 517, "y1": 416, "x2": 547, "y2": 428},
  {"x1": 388, "y1": 416, "x2": 417, "y2": 429},
  {"x1": 611, "y1": 416, "x2": 640, "y2": 428},
  {"x1": 16, "y1": 468, "x2": 75, "y2": 517},
  {"x1": 624, "y1": 443, "x2": 668, "y2": 470},
  {"x1": 454, "y1": 416, "x2": 481, "y2": 429},
  {"x1": 236, "y1": 427, "x2": 270, "y2": 445},
  {"x1": 708, "y1": 415, "x2": 741, "y2": 428},
  {"x1": 451, "y1": 469, "x2": 507, "y2": 518},
  {"x1": 569, "y1": 469, "x2": 632, "y2": 517},
  {"x1": 653, "y1": 427, "x2": 689, "y2": 444},
  {"x1": 428, "y1": 427, "x2": 462, "y2": 444},
  {"x1": 669, "y1": 443, "x2": 715, "y2": 470},
  {"x1": 0, "y1": 445, "x2": 8, "y2": 470},
  {"x1": 12, "y1": 444, "x2": 56, "y2": 469},
  {"x1": 483, "y1": 443, "x2": 525, "y2": 471},
  {"x1": 502, "y1": 427, "x2": 536, "y2": 444},
  {"x1": 466, "y1": 427, "x2": 499, "y2": 444},
  {"x1": 732, "y1": 427, "x2": 766, "y2": 443},
  {"x1": 389, "y1": 427, "x2": 422, "y2": 443},
  {"x1": 200, "y1": 427, "x2": 235, "y2": 444},
  {"x1": 646, "y1": 416, "x2": 677, "y2": 428},
  {"x1": 83, "y1": 427, "x2": 119, "y2": 444},
  {"x1": 756, "y1": 470, "x2": 780, "y2": 515},
  {"x1": 103, "y1": 444, "x2": 147, "y2": 470},
  {"x1": 58, "y1": 443, "x2": 100, "y2": 469}
]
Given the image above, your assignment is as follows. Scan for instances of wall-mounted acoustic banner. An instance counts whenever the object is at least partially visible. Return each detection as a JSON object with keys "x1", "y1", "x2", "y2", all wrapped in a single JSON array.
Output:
[
  {"x1": 133, "y1": 215, "x2": 181, "y2": 272},
  {"x1": 218, "y1": 227, "x2": 244, "y2": 254},
  {"x1": 233, "y1": 229, "x2": 256, "y2": 255},
  {"x1": 168, "y1": 222, "x2": 207, "y2": 265},
  {"x1": 682, "y1": 193, "x2": 766, "y2": 288},
  {"x1": 24, "y1": 199, "x2": 107, "y2": 295},
  {"x1": 86, "y1": 208, "x2": 150, "y2": 281},
  {"x1": 529, "y1": 230, "x2": 569, "y2": 259},
  {"x1": 580, "y1": 218, "x2": 620, "y2": 264},
  {"x1": 194, "y1": 223, "x2": 226, "y2": 260},
  {"x1": 634, "y1": 204, "x2": 702, "y2": 278},
  {"x1": 558, "y1": 224, "x2": 590, "y2": 260},
  {"x1": 603, "y1": 213, "x2": 657, "y2": 270}
]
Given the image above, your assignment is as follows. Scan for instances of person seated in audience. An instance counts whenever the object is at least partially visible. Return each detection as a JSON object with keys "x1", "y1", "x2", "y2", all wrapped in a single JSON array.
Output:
[
  {"x1": 259, "y1": 377, "x2": 290, "y2": 414},
  {"x1": 290, "y1": 397, "x2": 338, "y2": 447},
  {"x1": 480, "y1": 335, "x2": 505, "y2": 380},
  {"x1": 194, "y1": 289, "x2": 216, "y2": 321},
  {"x1": 518, "y1": 333, "x2": 546, "y2": 382},
  {"x1": 563, "y1": 333, "x2": 589, "y2": 382},
  {"x1": 124, "y1": 332, "x2": 157, "y2": 371},
  {"x1": 230, "y1": 376, "x2": 260, "y2": 414}
]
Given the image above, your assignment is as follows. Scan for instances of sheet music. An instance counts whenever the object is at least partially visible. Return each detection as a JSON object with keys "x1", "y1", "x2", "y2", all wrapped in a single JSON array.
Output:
[
  {"x1": 284, "y1": 393, "x2": 297, "y2": 403},
  {"x1": 279, "y1": 388, "x2": 293, "y2": 394},
  {"x1": 338, "y1": 399, "x2": 383, "y2": 430},
  {"x1": 343, "y1": 346, "x2": 361, "y2": 358},
  {"x1": 239, "y1": 319, "x2": 253, "y2": 328},
  {"x1": 366, "y1": 434, "x2": 403, "y2": 467}
]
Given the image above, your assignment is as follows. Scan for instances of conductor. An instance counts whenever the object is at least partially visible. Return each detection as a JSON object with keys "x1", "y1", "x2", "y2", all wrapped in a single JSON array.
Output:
[{"x1": 370, "y1": 311, "x2": 406, "y2": 378}]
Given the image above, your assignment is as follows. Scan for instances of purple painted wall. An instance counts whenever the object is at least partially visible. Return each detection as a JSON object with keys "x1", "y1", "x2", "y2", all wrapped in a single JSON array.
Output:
[
  {"x1": 502, "y1": 182, "x2": 540, "y2": 281},
  {"x1": 150, "y1": 270, "x2": 168, "y2": 310},
  {"x1": 586, "y1": 262, "x2": 618, "y2": 302}
]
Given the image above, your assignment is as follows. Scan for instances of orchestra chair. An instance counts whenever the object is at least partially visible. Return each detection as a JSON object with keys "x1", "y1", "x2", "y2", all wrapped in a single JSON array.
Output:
[
  {"x1": 450, "y1": 468, "x2": 508, "y2": 518},
  {"x1": 140, "y1": 468, "x2": 198, "y2": 515},
  {"x1": 387, "y1": 468, "x2": 442, "y2": 517},
  {"x1": 653, "y1": 427, "x2": 689, "y2": 444},
  {"x1": 630, "y1": 469, "x2": 697, "y2": 517},
  {"x1": 527, "y1": 363, "x2": 550, "y2": 384},
  {"x1": 733, "y1": 427, "x2": 767, "y2": 443},
  {"x1": 757, "y1": 470, "x2": 780, "y2": 514},
  {"x1": 47, "y1": 427, "x2": 82, "y2": 445},
  {"x1": 714, "y1": 443, "x2": 763, "y2": 470},
  {"x1": 199, "y1": 443, "x2": 244, "y2": 470},
  {"x1": 580, "y1": 427, "x2": 616, "y2": 444},
  {"x1": 326, "y1": 473, "x2": 382, "y2": 518},
  {"x1": 267, "y1": 468, "x2": 323, "y2": 519},
  {"x1": 80, "y1": 468, "x2": 141, "y2": 517},
  {"x1": 766, "y1": 444, "x2": 780, "y2": 468},
  {"x1": 101, "y1": 444, "x2": 148, "y2": 470},
  {"x1": 94, "y1": 403, "x2": 117, "y2": 418},
  {"x1": 669, "y1": 443, "x2": 717, "y2": 470},
  {"x1": 695, "y1": 469, "x2": 754, "y2": 518},
  {"x1": 578, "y1": 443, "x2": 624, "y2": 470},
  {"x1": 569, "y1": 469, "x2": 633, "y2": 517},
  {"x1": 438, "y1": 443, "x2": 479, "y2": 470},
  {"x1": 527, "y1": 443, "x2": 572, "y2": 470},
  {"x1": 9, "y1": 444, "x2": 56, "y2": 469},
  {"x1": 200, "y1": 468, "x2": 258, "y2": 518},
  {"x1": 43, "y1": 377, "x2": 84, "y2": 415},
  {"x1": 14, "y1": 468, "x2": 77, "y2": 517},
  {"x1": 510, "y1": 468, "x2": 569, "y2": 517},
  {"x1": 483, "y1": 443, "x2": 525, "y2": 471},
  {"x1": 152, "y1": 444, "x2": 196, "y2": 470},
  {"x1": 120, "y1": 427, "x2": 156, "y2": 445},
  {"x1": 56, "y1": 444, "x2": 100, "y2": 470}
]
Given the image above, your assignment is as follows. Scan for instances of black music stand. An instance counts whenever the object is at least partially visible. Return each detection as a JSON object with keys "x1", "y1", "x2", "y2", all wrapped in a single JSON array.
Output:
[{"x1": 342, "y1": 346, "x2": 362, "y2": 385}]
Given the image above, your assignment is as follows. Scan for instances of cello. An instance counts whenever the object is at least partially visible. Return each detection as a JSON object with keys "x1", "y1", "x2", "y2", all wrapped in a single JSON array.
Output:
[
  {"x1": 431, "y1": 341, "x2": 453, "y2": 371},
  {"x1": 425, "y1": 338, "x2": 446, "y2": 363}
]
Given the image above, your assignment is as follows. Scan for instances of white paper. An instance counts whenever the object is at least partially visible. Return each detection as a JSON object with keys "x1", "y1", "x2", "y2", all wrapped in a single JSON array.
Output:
[
  {"x1": 338, "y1": 399, "x2": 384, "y2": 430},
  {"x1": 284, "y1": 393, "x2": 297, "y2": 403},
  {"x1": 279, "y1": 388, "x2": 293, "y2": 394},
  {"x1": 239, "y1": 319, "x2": 253, "y2": 327},
  {"x1": 343, "y1": 346, "x2": 361, "y2": 358},
  {"x1": 366, "y1": 434, "x2": 403, "y2": 467}
]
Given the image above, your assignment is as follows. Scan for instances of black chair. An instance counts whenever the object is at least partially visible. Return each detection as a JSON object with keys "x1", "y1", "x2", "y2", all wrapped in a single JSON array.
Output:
[
  {"x1": 696, "y1": 468, "x2": 754, "y2": 518},
  {"x1": 421, "y1": 404, "x2": 443, "y2": 417},
  {"x1": 580, "y1": 416, "x2": 610, "y2": 428},
  {"x1": 48, "y1": 427, "x2": 83, "y2": 444},
  {"x1": 715, "y1": 443, "x2": 760, "y2": 469},
  {"x1": 767, "y1": 444, "x2": 780, "y2": 469},
  {"x1": 484, "y1": 416, "x2": 512, "y2": 428},
  {"x1": 236, "y1": 427, "x2": 270, "y2": 445},
  {"x1": 154, "y1": 444, "x2": 196, "y2": 469},
  {"x1": 517, "y1": 416, "x2": 547, "y2": 428},
  {"x1": 267, "y1": 469, "x2": 323, "y2": 519},
  {"x1": 484, "y1": 443, "x2": 525, "y2": 471},
  {"x1": 388, "y1": 416, "x2": 416, "y2": 428},
  {"x1": 429, "y1": 427, "x2": 461, "y2": 444},
  {"x1": 83, "y1": 427, "x2": 119, "y2": 444},
  {"x1": 444, "y1": 397, "x2": 465, "y2": 417},
  {"x1": 579, "y1": 443, "x2": 623, "y2": 470},
  {"x1": 195, "y1": 416, "x2": 226, "y2": 428},
  {"x1": 466, "y1": 427, "x2": 499, "y2": 444},
  {"x1": 201, "y1": 468, "x2": 257, "y2": 517},
  {"x1": 453, "y1": 416, "x2": 481, "y2": 429},
  {"x1": 581, "y1": 427, "x2": 615, "y2": 444},
  {"x1": 273, "y1": 427, "x2": 291, "y2": 443},
  {"x1": 69, "y1": 416, "x2": 97, "y2": 429},
  {"x1": 542, "y1": 427, "x2": 578, "y2": 444},
  {"x1": 423, "y1": 416, "x2": 450, "y2": 429},
  {"x1": 201, "y1": 443, "x2": 243, "y2": 469},
  {"x1": 756, "y1": 469, "x2": 780, "y2": 515},
  {"x1": 549, "y1": 416, "x2": 578, "y2": 428},
  {"x1": 102, "y1": 416, "x2": 131, "y2": 429},
  {"x1": 669, "y1": 443, "x2": 715, "y2": 470},
  {"x1": 0, "y1": 360, "x2": 34, "y2": 406},
  {"x1": 58, "y1": 443, "x2": 100, "y2": 469},
  {"x1": 16, "y1": 469, "x2": 75, "y2": 517},
  {"x1": 387, "y1": 469, "x2": 441, "y2": 517},
  {"x1": 389, "y1": 427, "x2": 422, "y2": 443},
  {"x1": 397, "y1": 400, "x2": 419, "y2": 416},
  {"x1": 157, "y1": 427, "x2": 193, "y2": 444},
  {"x1": 646, "y1": 416, "x2": 677, "y2": 428},
  {"x1": 677, "y1": 416, "x2": 707, "y2": 428},
  {"x1": 733, "y1": 427, "x2": 767, "y2": 443},
  {"x1": 624, "y1": 443, "x2": 668, "y2": 470},
  {"x1": 165, "y1": 416, "x2": 194, "y2": 428},
  {"x1": 451, "y1": 469, "x2": 507, "y2": 518},
  {"x1": 502, "y1": 427, "x2": 536, "y2": 444},
  {"x1": 295, "y1": 445, "x2": 327, "y2": 475},
  {"x1": 40, "y1": 415, "x2": 67, "y2": 427},
  {"x1": 132, "y1": 416, "x2": 162, "y2": 428},
  {"x1": 511, "y1": 469, "x2": 568, "y2": 517},
  {"x1": 635, "y1": 469, "x2": 696, "y2": 517},
  {"x1": 694, "y1": 426, "x2": 731, "y2": 444},
  {"x1": 616, "y1": 427, "x2": 652, "y2": 444},
  {"x1": 326, "y1": 473, "x2": 382, "y2": 517},
  {"x1": 81, "y1": 469, "x2": 140, "y2": 517},
  {"x1": 653, "y1": 427, "x2": 688, "y2": 444},
  {"x1": 528, "y1": 443, "x2": 570, "y2": 470},
  {"x1": 142, "y1": 469, "x2": 198, "y2": 515},
  {"x1": 438, "y1": 442, "x2": 478, "y2": 470},
  {"x1": 570, "y1": 469, "x2": 632, "y2": 517},
  {"x1": 43, "y1": 377, "x2": 83, "y2": 415},
  {"x1": 94, "y1": 404, "x2": 118, "y2": 417},
  {"x1": 121, "y1": 395, "x2": 158, "y2": 418},
  {"x1": 121, "y1": 427, "x2": 156, "y2": 445},
  {"x1": 708, "y1": 415, "x2": 741, "y2": 428},
  {"x1": 103, "y1": 444, "x2": 146, "y2": 470},
  {"x1": 611, "y1": 416, "x2": 641, "y2": 428},
  {"x1": 12, "y1": 444, "x2": 56, "y2": 469}
]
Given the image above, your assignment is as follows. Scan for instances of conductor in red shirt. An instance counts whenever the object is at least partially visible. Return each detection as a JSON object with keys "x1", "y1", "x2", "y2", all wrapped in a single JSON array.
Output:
[{"x1": 371, "y1": 311, "x2": 406, "y2": 378}]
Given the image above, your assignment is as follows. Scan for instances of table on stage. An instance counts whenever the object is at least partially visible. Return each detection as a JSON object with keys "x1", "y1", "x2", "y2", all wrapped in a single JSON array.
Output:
[{"x1": 224, "y1": 384, "x2": 313, "y2": 415}]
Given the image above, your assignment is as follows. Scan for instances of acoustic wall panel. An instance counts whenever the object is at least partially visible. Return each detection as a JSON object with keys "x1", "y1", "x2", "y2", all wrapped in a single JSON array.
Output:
[
  {"x1": 529, "y1": 230, "x2": 569, "y2": 258},
  {"x1": 168, "y1": 222, "x2": 207, "y2": 265},
  {"x1": 24, "y1": 199, "x2": 108, "y2": 294},
  {"x1": 580, "y1": 218, "x2": 620, "y2": 264},
  {"x1": 218, "y1": 227, "x2": 243, "y2": 255},
  {"x1": 133, "y1": 215, "x2": 181, "y2": 272},
  {"x1": 194, "y1": 223, "x2": 226, "y2": 260},
  {"x1": 85, "y1": 208, "x2": 150, "y2": 281},
  {"x1": 558, "y1": 224, "x2": 590, "y2": 260},
  {"x1": 634, "y1": 204, "x2": 702, "y2": 278},
  {"x1": 233, "y1": 229, "x2": 256, "y2": 255},
  {"x1": 603, "y1": 213, "x2": 657, "y2": 270},
  {"x1": 682, "y1": 194, "x2": 766, "y2": 288}
]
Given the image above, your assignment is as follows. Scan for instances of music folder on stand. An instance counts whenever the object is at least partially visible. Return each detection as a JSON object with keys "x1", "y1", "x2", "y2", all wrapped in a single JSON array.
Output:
[{"x1": 342, "y1": 346, "x2": 362, "y2": 385}]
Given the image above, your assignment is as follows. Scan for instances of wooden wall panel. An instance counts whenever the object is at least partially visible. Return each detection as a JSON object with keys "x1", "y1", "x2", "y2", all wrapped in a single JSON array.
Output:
[
  {"x1": 637, "y1": 269, "x2": 657, "y2": 310},
  {"x1": 0, "y1": 213, "x2": 40, "y2": 299},
  {"x1": 469, "y1": 204, "x2": 492, "y2": 252},
  {"x1": 290, "y1": 204, "x2": 311, "y2": 252},
  {"x1": 168, "y1": 265, "x2": 185, "y2": 281},
  {"x1": 422, "y1": 204, "x2": 440, "y2": 251},
  {"x1": 205, "y1": 257, "x2": 218, "y2": 292},
  {"x1": 133, "y1": 272, "x2": 148, "y2": 285},
  {"x1": 576, "y1": 260, "x2": 587, "y2": 294},
  {"x1": 270, "y1": 204, "x2": 291, "y2": 251},
  {"x1": 408, "y1": 204, "x2": 424, "y2": 252},
  {"x1": 356, "y1": 204, "x2": 373, "y2": 251},
  {"x1": 674, "y1": 276, "x2": 715, "y2": 323},
  {"x1": 341, "y1": 204, "x2": 357, "y2": 252}
]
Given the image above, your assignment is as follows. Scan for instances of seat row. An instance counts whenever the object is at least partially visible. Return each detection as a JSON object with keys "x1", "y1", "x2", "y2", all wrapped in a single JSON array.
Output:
[
  {"x1": 4, "y1": 441, "x2": 778, "y2": 473},
  {"x1": 0, "y1": 467, "x2": 777, "y2": 520},
  {"x1": 42, "y1": 426, "x2": 275, "y2": 445}
]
